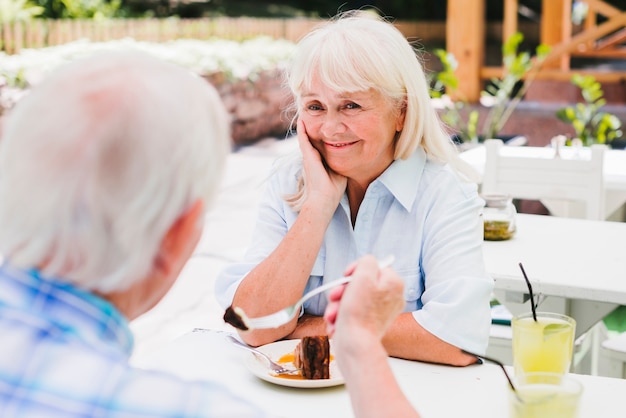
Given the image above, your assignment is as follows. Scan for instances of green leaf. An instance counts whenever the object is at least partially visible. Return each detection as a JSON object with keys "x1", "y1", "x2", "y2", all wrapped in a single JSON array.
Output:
[
  {"x1": 502, "y1": 32, "x2": 524, "y2": 57},
  {"x1": 556, "y1": 107, "x2": 574, "y2": 123},
  {"x1": 536, "y1": 44, "x2": 551, "y2": 59}
]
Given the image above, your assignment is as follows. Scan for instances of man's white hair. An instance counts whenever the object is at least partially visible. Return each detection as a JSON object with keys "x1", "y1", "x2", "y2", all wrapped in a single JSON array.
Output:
[{"x1": 0, "y1": 51, "x2": 230, "y2": 292}]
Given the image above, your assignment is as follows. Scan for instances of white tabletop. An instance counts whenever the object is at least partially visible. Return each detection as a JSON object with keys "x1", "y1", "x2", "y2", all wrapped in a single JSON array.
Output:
[
  {"x1": 135, "y1": 329, "x2": 626, "y2": 418},
  {"x1": 460, "y1": 145, "x2": 626, "y2": 217},
  {"x1": 484, "y1": 213, "x2": 626, "y2": 335}
]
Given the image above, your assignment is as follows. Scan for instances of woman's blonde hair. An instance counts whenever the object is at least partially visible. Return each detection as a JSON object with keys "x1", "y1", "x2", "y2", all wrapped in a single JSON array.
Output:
[{"x1": 284, "y1": 11, "x2": 477, "y2": 210}]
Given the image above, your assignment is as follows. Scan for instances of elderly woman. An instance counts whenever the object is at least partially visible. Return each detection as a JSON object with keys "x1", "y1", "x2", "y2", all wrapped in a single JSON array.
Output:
[{"x1": 216, "y1": 11, "x2": 493, "y2": 366}]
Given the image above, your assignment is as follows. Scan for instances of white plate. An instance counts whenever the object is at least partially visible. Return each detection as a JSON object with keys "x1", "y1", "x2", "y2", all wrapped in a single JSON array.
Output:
[{"x1": 245, "y1": 339, "x2": 344, "y2": 388}]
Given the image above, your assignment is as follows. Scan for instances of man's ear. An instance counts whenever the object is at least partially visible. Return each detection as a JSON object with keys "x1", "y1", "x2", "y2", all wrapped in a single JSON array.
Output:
[{"x1": 154, "y1": 199, "x2": 204, "y2": 277}]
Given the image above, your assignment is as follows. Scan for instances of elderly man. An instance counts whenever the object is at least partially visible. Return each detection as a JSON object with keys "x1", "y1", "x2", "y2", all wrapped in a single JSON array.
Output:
[
  {"x1": 0, "y1": 50, "x2": 419, "y2": 418},
  {"x1": 0, "y1": 51, "x2": 268, "y2": 417}
]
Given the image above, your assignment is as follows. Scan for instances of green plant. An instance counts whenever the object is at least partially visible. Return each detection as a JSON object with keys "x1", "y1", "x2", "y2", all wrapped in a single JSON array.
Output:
[
  {"x1": 555, "y1": 74, "x2": 623, "y2": 146},
  {"x1": 29, "y1": 0, "x2": 122, "y2": 19},
  {"x1": 432, "y1": 32, "x2": 549, "y2": 144},
  {"x1": 0, "y1": 0, "x2": 43, "y2": 23},
  {"x1": 59, "y1": 0, "x2": 121, "y2": 19},
  {"x1": 431, "y1": 49, "x2": 480, "y2": 143}
]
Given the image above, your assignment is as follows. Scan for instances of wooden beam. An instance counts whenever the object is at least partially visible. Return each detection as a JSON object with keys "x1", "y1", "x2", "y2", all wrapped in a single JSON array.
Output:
[
  {"x1": 481, "y1": 66, "x2": 626, "y2": 83},
  {"x1": 503, "y1": 0, "x2": 518, "y2": 43},
  {"x1": 446, "y1": 0, "x2": 485, "y2": 102},
  {"x1": 540, "y1": 0, "x2": 573, "y2": 70},
  {"x1": 542, "y1": 12, "x2": 626, "y2": 66},
  {"x1": 572, "y1": 49, "x2": 626, "y2": 59},
  {"x1": 584, "y1": 0, "x2": 621, "y2": 17},
  {"x1": 595, "y1": 28, "x2": 626, "y2": 50}
]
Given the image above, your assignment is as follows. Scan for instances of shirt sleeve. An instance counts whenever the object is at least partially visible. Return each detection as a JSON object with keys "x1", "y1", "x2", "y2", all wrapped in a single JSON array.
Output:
[
  {"x1": 411, "y1": 170, "x2": 494, "y2": 355},
  {"x1": 214, "y1": 162, "x2": 298, "y2": 309}
]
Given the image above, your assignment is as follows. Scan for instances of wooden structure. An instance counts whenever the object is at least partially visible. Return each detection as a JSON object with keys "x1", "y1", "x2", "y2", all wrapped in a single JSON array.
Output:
[
  {"x1": 0, "y1": 17, "x2": 323, "y2": 53},
  {"x1": 0, "y1": 17, "x2": 449, "y2": 55},
  {"x1": 447, "y1": 0, "x2": 626, "y2": 102}
]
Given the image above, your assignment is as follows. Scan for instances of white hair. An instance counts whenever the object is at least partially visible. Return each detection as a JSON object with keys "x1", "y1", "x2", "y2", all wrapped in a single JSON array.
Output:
[
  {"x1": 0, "y1": 51, "x2": 230, "y2": 292},
  {"x1": 284, "y1": 11, "x2": 478, "y2": 209}
]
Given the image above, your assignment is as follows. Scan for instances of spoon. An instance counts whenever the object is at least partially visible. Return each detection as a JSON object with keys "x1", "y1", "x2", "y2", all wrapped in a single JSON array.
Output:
[{"x1": 224, "y1": 255, "x2": 395, "y2": 330}]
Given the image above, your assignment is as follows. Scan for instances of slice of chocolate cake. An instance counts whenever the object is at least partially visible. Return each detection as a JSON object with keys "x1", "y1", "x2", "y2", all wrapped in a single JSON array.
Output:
[
  {"x1": 294, "y1": 336, "x2": 330, "y2": 379},
  {"x1": 223, "y1": 305, "x2": 249, "y2": 331}
]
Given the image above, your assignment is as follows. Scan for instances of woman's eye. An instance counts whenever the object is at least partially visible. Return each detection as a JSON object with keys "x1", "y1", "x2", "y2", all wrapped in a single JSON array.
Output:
[
  {"x1": 344, "y1": 102, "x2": 361, "y2": 110},
  {"x1": 306, "y1": 103, "x2": 323, "y2": 112}
]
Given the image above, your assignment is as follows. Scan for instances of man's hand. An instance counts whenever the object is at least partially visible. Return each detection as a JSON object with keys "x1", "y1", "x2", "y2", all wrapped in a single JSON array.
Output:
[{"x1": 324, "y1": 255, "x2": 404, "y2": 341}]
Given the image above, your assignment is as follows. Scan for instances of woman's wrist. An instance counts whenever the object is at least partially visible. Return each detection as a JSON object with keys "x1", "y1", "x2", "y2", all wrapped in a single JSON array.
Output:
[{"x1": 300, "y1": 196, "x2": 338, "y2": 223}]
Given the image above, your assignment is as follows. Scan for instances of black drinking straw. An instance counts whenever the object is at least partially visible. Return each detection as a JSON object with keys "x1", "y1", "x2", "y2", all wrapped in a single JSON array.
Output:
[
  {"x1": 518, "y1": 262, "x2": 537, "y2": 322},
  {"x1": 462, "y1": 350, "x2": 520, "y2": 398}
]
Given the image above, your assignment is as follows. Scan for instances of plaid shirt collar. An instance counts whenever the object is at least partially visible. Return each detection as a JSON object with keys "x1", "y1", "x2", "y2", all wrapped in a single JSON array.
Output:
[{"x1": 0, "y1": 263, "x2": 134, "y2": 357}]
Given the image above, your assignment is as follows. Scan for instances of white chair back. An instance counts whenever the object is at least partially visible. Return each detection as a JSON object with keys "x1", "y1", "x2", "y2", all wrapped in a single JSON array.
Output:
[
  {"x1": 482, "y1": 139, "x2": 607, "y2": 220},
  {"x1": 483, "y1": 139, "x2": 609, "y2": 373}
]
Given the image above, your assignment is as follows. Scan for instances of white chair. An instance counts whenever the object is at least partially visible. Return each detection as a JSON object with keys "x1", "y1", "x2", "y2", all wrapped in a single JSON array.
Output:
[
  {"x1": 482, "y1": 139, "x2": 608, "y2": 373},
  {"x1": 482, "y1": 138, "x2": 607, "y2": 220},
  {"x1": 600, "y1": 332, "x2": 626, "y2": 378}
]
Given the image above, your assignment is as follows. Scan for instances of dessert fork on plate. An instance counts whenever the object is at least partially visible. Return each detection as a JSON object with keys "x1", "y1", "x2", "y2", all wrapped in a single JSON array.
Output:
[
  {"x1": 225, "y1": 335, "x2": 299, "y2": 375},
  {"x1": 230, "y1": 255, "x2": 395, "y2": 330}
]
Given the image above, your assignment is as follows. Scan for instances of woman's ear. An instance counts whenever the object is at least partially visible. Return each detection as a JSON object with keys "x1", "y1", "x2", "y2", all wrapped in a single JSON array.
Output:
[
  {"x1": 154, "y1": 199, "x2": 204, "y2": 278},
  {"x1": 395, "y1": 101, "x2": 407, "y2": 132}
]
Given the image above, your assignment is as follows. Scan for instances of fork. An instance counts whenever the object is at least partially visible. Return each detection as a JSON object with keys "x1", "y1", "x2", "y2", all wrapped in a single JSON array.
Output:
[
  {"x1": 225, "y1": 335, "x2": 300, "y2": 375},
  {"x1": 238, "y1": 255, "x2": 395, "y2": 330}
]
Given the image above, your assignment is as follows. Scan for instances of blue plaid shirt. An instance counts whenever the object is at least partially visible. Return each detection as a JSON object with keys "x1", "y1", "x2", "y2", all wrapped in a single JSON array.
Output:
[{"x1": 0, "y1": 264, "x2": 267, "y2": 417}]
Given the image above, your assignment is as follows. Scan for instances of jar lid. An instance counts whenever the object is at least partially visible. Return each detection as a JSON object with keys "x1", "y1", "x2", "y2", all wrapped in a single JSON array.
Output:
[{"x1": 481, "y1": 194, "x2": 512, "y2": 209}]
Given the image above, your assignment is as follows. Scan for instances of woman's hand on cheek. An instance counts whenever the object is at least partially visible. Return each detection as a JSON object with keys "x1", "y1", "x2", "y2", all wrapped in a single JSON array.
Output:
[
  {"x1": 297, "y1": 118, "x2": 346, "y2": 205},
  {"x1": 297, "y1": 118, "x2": 323, "y2": 167}
]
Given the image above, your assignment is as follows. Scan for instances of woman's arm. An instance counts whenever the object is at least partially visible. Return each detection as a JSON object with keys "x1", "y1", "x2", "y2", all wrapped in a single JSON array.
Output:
[
  {"x1": 231, "y1": 120, "x2": 347, "y2": 347},
  {"x1": 286, "y1": 311, "x2": 480, "y2": 366},
  {"x1": 382, "y1": 314, "x2": 480, "y2": 366}
]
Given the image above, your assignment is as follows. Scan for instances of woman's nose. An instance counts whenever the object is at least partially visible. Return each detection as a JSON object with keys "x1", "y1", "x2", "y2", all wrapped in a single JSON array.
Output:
[{"x1": 320, "y1": 112, "x2": 347, "y2": 137}]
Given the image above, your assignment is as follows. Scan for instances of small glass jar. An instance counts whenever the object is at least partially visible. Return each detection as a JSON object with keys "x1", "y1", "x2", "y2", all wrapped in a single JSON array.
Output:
[{"x1": 482, "y1": 194, "x2": 517, "y2": 241}]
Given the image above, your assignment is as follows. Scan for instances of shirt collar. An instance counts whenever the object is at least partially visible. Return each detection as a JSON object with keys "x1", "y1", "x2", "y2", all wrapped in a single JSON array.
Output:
[
  {"x1": 378, "y1": 148, "x2": 427, "y2": 211},
  {"x1": 0, "y1": 263, "x2": 134, "y2": 356}
]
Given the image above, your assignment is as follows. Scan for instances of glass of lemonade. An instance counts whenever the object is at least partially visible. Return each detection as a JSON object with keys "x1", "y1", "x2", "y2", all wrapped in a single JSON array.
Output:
[
  {"x1": 510, "y1": 372, "x2": 583, "y2": 418},
  {"x1": 512, "y1": 312, "x2": 576, "y2": 375}
]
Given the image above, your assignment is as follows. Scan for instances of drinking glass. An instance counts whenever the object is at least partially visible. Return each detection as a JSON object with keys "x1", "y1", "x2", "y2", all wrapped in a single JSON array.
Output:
[
  {"x1": 510, "y1": 372, "x2": 583, "y2": 418},
  {"x1": 512, "y1": 312, "x2": 576, "y2": 375}
]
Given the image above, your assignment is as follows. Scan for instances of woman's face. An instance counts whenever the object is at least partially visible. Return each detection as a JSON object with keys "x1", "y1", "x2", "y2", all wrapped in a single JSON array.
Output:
[{"x1": 299, "y1": 76, "x2": 405, "y2": 185}]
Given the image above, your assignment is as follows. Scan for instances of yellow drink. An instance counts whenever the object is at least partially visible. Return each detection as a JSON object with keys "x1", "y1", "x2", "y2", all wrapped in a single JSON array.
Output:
[
  {"x1": 510, "y1": 373, "x2": 582, "y2": 418},
  {"x1": 512, "y1": 312, "x2": 576, "y2": 375}
]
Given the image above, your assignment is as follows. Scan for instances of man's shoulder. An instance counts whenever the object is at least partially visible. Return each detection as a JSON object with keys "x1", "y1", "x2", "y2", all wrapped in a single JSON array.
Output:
[{"x1": 0, "y1": 335, "x2": 264, "y2": 417}]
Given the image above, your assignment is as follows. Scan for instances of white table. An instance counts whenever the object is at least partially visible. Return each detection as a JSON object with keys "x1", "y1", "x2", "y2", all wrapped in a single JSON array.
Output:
[
  {"x1": 135, "y1": 328, "x2": 626, "y2": 418},
  {"x1": 484, "y1": 213, "x2": 626, "y2": 337},
  {"x1": 460, "y1": 145, "x2": 626, "y2": 219}
]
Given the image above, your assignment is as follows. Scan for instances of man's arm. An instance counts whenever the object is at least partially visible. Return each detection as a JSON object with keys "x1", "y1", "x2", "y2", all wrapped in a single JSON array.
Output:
[{"x1": 323, "y1": 256, "x2": 420, "y2": 418}]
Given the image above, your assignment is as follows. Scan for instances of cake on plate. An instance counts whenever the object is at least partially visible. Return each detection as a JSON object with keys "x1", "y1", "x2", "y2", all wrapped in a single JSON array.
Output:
[{"x1": 294, "y1": 336, "x2": 330, "y2": 379}]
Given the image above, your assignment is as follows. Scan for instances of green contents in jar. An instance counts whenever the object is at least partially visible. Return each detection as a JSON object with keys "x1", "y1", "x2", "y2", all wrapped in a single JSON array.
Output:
[{"x1": 484, "y1": 220, "x2": 515, "y2": 241}]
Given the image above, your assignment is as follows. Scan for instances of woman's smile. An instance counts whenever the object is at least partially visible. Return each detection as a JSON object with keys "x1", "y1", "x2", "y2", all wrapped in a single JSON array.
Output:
[
  {"x1": 300, "y1": 77, "x2": 403, "y2": 182},
  {"x1": 324, "y1": 140, "x2": 359, "y2": 149}
]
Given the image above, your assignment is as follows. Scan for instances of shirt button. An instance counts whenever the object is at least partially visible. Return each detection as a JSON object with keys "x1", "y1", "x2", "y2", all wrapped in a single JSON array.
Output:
[{"x1": 407, "y1": 288, "x2": 418, "y2": 298}]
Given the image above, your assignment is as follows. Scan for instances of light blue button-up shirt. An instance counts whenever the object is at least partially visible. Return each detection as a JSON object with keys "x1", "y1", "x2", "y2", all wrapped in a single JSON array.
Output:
[{"x1": 216, "y1": 148, "x2": 494, "y2": 354}]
